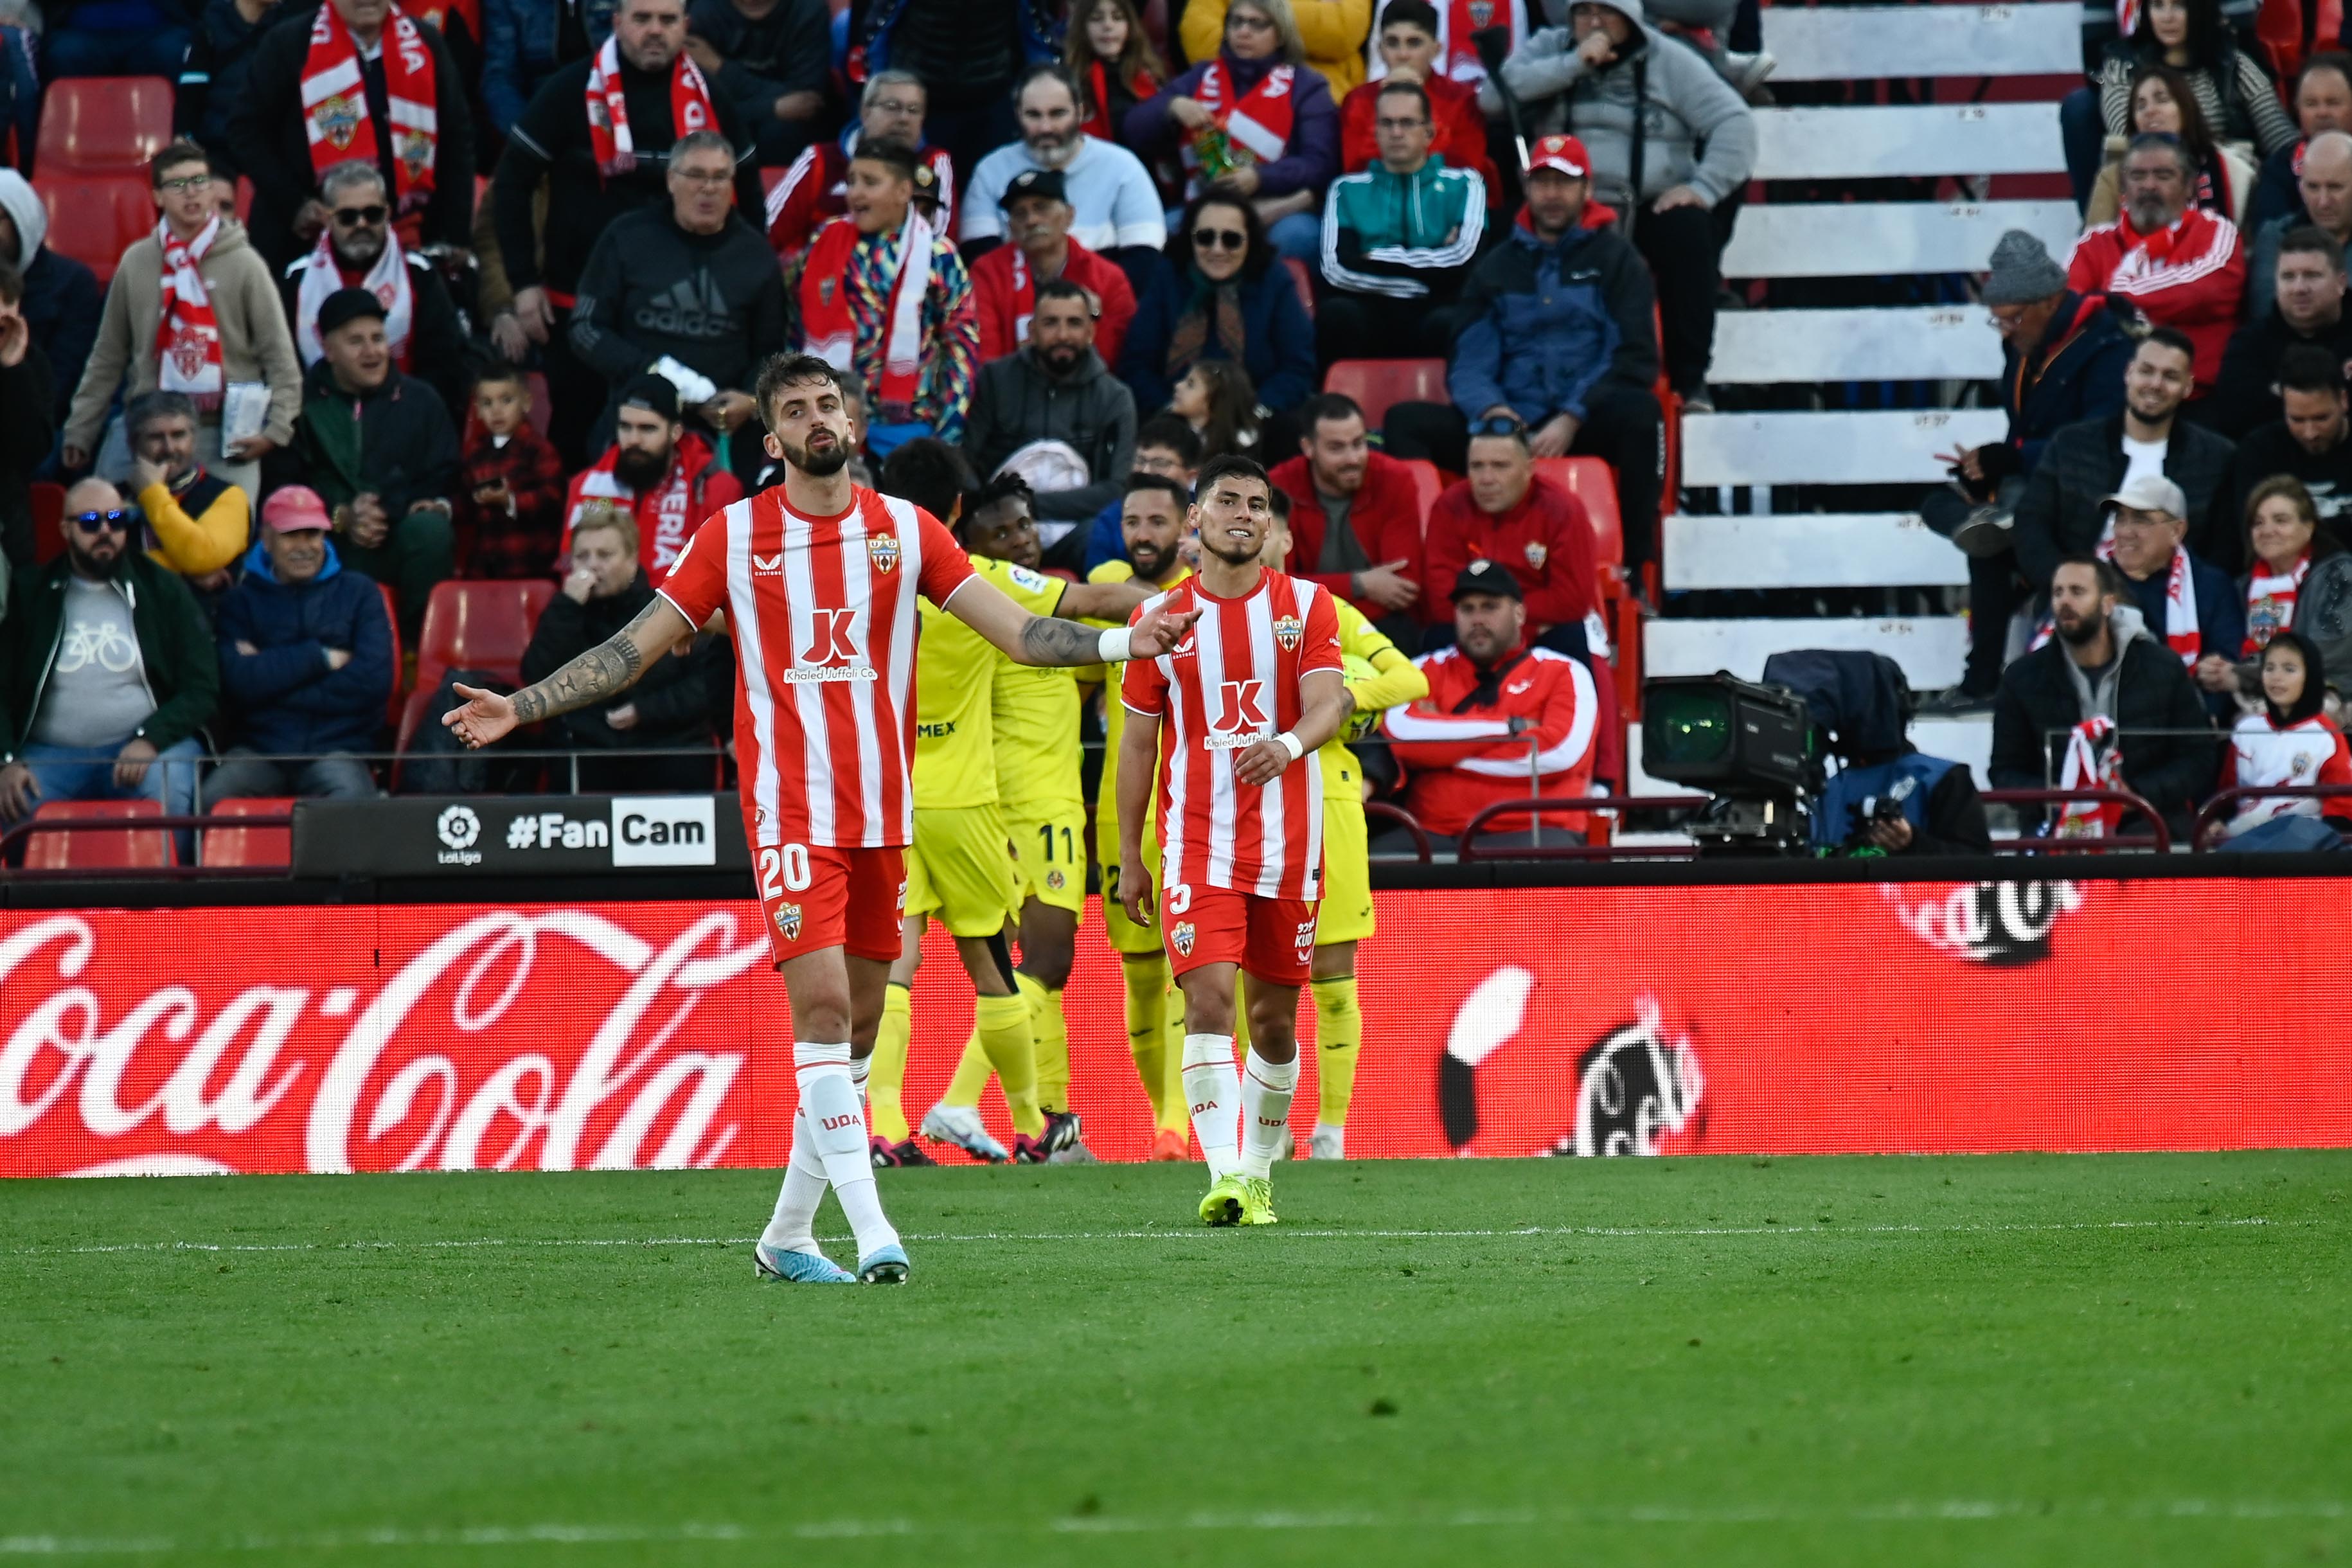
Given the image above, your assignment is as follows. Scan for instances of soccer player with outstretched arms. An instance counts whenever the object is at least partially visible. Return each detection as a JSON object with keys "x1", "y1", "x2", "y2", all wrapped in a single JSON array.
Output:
[
  {"x1": 443, "y1": 353, "x2": 1195, "y2": 1284},
  {"x1": 1114, "y1": 456, "x2": 1357, "y2": 1225}
]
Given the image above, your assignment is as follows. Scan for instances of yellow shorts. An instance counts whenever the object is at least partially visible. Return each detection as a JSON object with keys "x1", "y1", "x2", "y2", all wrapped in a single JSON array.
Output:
[
  {"x1": 1317, "y1": 796, "x2": 1373, "y2": 947},
  {"x1": 904, "y1": 806, "x2": 1017, "y2": 937},
  {"x1": 1096, "y1": 810, "x2": 1164, "y2": 958},
  {"x1": 1006, "y1": 799, "x2": 1087, "y2": 916}
]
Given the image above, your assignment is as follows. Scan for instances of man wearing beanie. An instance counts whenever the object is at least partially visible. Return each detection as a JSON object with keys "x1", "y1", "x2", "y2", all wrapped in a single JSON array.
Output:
[{"x1": 1921, "y1": 229, "x2": 2135, "y2": 711}]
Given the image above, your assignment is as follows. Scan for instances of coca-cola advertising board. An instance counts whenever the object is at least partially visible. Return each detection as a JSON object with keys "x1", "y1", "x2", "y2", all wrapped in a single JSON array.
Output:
[{"x1": 4, "y1": 877, "x2": 2347, "y2": 1177}]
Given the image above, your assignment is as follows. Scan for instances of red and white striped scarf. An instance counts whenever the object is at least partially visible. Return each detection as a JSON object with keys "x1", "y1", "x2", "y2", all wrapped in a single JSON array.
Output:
[
  {"x1": 2085, "y1": 535, "x2": 2202, "y2": 664},
  {"x1": 566, "y1": 434, "x2": 708, "y2": 581},
  {"x1": 301, "y1": 3, "x2": 440, "y2": 213},
  {"x1": 154, "y1": 215, "x2": 224, "y2": 407},
  {"x1": 1185, "y1": 60, "x2": 1296, "y2": 184},
  {"x1": 584, "y1": 36, "x2": 715, "y2": 179},
  {"x1": 2244, "y1": 552, "x2": 2311, "y2": 656},
  {"x1": 799, "y1": 210, "x2": 934, "y2": 407},
  {"x1": 2056, "y1": 715, "x2": 2126, "y2": 838},
  {"x1": 294, "y1": 228, "x2": 416, "y2": 368}
]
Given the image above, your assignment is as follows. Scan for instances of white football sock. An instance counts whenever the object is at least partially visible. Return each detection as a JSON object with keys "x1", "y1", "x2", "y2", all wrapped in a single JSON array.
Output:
[
  {"x1": 1238, "y1": 1049, "x2": 1299, "y2": 1180},
  {"x1": 796, "y1": 1042, "x2": 899, "y2": 1258},
  {"x1": 1181, "y1": 1033, "x2": 1241, "y2": 1180},
  {"x1": 760, "y1": 1105, "x2": 830, "y2": 1254}
]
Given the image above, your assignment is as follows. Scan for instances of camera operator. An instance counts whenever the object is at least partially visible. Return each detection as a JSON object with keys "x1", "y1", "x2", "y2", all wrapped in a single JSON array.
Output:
[{"x1": 1771, "y1": 650, "x2": 1993, "y2": 857}]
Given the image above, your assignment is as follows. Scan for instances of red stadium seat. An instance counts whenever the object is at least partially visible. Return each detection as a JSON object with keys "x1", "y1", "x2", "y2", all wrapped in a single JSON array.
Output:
[
  {"x1": 414, "y1": 578, "x2": 557, "y2": 693},
  {"x1": 200, "y1": 797, "x2": 295, "y2": 868},
  {"x1": 235, "y1": 176, "x2": 254, "y2": 223},
  {"x1": 526, "y1": 372, "x2": 553, "y2": 440},
  {"x1": 1535, "y1": 456, "x2": 1621, "y2": 569},
  {"x1": 1281, "y1": 256, "x2": 1315, "y2": 321},
  {"x1": 30, "y1": 482, "x2": 63, "y2": 567},
  {"x1": 37, "y1": 175, "x2": 158, "y2": 287},
  {"x1": 379, "y1": 582, "x2": 405, "y2": 726},
  {"x1": 1324, "y1": 359, "x2": 1447, "y2": 431},
  {"x1": 22, "y1": 799, "x2": 173, "y2": 869},
  {"x1": 36, "y1": 76, "x2": 174, "y2": 177}
]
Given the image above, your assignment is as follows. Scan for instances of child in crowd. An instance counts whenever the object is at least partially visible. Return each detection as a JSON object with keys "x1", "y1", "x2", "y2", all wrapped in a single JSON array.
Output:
[
  {"x1": 2212, "y1": 630, "x2": 2352, "y2": 848},
  {"x1": 458, "y1": 364, "x2": 567, "y2": 580},
  {"x1": 1170, "y1": 359, "x2": 1261, "y2": 461},
  {"x1": 1066, "y1": 0, "x2": 1166, "y2": 148}
]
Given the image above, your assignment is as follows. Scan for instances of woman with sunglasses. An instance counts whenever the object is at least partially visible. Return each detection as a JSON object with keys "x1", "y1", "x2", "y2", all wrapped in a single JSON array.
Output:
[
  {"x1": 1126, "y1": 0, "x2": 1341, "y2": 264},
  {"x1": 1118, "y1": 192, "x2": 1315, "y2": 449}
]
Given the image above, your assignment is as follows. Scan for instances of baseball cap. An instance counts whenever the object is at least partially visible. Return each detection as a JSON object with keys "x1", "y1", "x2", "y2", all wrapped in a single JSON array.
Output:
[
  {"x1": 1451, "y1": 558, "x2": 1524, "y2": 601},
  {"x1": 1526, "y1": 134, "x2": 1590, "y2": 179},
  {"x1": 261, "y1": 485, "x2": 332, "y2": 533},
  {"x1": 2101, "y1": 473, "x2": 2187, "y2": 519},
  {"x1": 1000, "y1": 168, "x2": 1067, "y2": 209},
  {"x1": 619, "y1": 373, "x2": 681, "y2": 422},
  {"x1": 316, "y1": 286, "x2": 388, "y2": 336}
]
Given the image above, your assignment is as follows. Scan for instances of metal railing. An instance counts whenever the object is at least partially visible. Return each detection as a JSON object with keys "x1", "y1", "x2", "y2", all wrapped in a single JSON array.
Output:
[
  {"x1": 0, "y1": 812, "x2": 296, "y2": 879},
  {"x1": 1457, "y1": 794, "x2": 1715, "y2": 862},
  {"x1": 2191, "y1": 785, "x2": 2352, "y2": 851},
  {"x1": 1979, "y1": 788, "x2": 2171, "y2": 854}
]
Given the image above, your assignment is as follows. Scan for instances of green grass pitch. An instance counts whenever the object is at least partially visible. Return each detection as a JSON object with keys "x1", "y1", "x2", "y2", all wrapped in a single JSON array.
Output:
[{"x1": 4, "y1": 1152, "x2": 2348, "y2": 1565}]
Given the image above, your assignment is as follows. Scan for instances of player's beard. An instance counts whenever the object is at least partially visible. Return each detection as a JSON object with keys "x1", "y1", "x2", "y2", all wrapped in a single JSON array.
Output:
[
  {"x1": 1202, "y1": 527, "x2": 1261, "y2": 566},
  {"x1": 1129, "y1": 539, "x2": 1170, "y2": 579},
  {"x1": 782, "y1": 428, "x2": 852, "y2": 477}
]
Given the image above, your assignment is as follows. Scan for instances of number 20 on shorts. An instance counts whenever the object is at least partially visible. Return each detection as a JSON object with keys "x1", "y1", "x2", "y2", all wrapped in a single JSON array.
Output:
[{"x1": 758, "y1": 843, "x2": 813, "y2": 899}]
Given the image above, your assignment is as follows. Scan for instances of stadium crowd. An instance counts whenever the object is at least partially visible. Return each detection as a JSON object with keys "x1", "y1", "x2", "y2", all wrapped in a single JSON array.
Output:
[{"x1": 0, "y1": 0, "x2": 2347, "y2": 866}]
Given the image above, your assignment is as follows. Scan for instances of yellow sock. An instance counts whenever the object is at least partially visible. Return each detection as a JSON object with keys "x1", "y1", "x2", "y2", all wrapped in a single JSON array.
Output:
[
  {"x1": 1312, "y1": 976, "x2": 1361, "y2": 1128},
  {"x1": 943, "y1": 1028, "x2": 992, "y2": 1109},
  {"x1": 869, "y1": 983, "x2": 913, "y2": 1144},
  {"x1": 1019, "y1": 971, "x2": 1070, "y2": 1112},
  {"x1": 1157, "y1": 969, "x2": 1188, "y2": 1135},
  {"x1": 1124, "y1": 955, "x2": 1170, "y2": 1127},
  {"x1": 1233, "y1": 974, "x2": 1250, "y2": 1055},
  {"x1": 975, "y1": 990, "x2": 1043, "y2": 1137}
]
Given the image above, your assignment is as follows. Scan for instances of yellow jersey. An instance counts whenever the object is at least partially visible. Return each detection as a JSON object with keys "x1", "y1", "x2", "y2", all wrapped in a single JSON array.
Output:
[
  {"x1": 913, "y1": 553, "x2": 1065, "y2": 810},
  {"x1": 1083, "y1": 558, "x2": 1191, "y2": 856},
  {"x1": 1324, "y1": 598, "x2": 1428, "y2": 805},
  {"x1": 989, "y1": 574, "x2": 1086, "y2": 813}
]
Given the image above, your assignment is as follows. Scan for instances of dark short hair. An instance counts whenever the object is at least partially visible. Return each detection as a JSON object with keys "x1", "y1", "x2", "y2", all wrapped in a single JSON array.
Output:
[
  {"x1": 2056, "y1": 553, "x2": 2125, "y2": 597},
  {"x1": 1301, "y1": 392, "x2": 1366, "y2": 433},
  {"x1": 127, "y1": 390, "x2": 199, "y2": 434},
  {"x1": 2300, "y1": 49, "x2": 2352, "y2": 94},
  {"x1": 2279, "y1": 341, "x2": 2347, "y2": 397},
  {"x1": 2124, "y1": 129, "x2": 2196, "y2": 179},
  {"x1": 1124, "y1": 473, "x2": 1191, "y2": 508},
  {"x1": 1266, "y1": 486, "x2": 1291, "y2": 522},
  {"x1": 968, "y1": 470, "x2": 1035, "y2": 527},
  {"x1": 753, "y1": 352, "x2": 847, "y2": 427},
  {"x1": 472, "y1": 359, "x2": 528, "y2": 393},
  {"x1": 1033, "y1": 276, "x2": 1094, "y2": 314},
  {"x1": 150, "y1": 138, "x2": 211, "y2": 186},
  {"x1": 850, "y1": 136, "x2": 921, "y2": 183},
  {"x1": 878, "y1": 437, "x2": 979, "y2": 525},
  {"x1": 1134, "y1": 414, "x2": 1204, "y2": 467},
  {"x1": 1197, "y1": 452, "x2": 1272, "y2": 497},
  {"x1": 1378, "y1": 0, "x2": 1439, "y2": 35},
  {"x1": 2279, "y1": 223, "x2": 2348, "y2": 273},
  {"x1": 2139, "y1": 325, "x2": 2197, "y2": 370},
  {"x1": 1375, "y1": 78, "x2": 1430, "y2": 119}
]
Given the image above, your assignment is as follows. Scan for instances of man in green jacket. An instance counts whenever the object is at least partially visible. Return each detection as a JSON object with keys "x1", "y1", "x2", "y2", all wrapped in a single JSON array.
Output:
[
  {"x1": 1317, "y1": 77, "x2": 1489, "y2": 362},
  {"x1": 0, "y1": 479, "x2": 220, "y2": 837}
]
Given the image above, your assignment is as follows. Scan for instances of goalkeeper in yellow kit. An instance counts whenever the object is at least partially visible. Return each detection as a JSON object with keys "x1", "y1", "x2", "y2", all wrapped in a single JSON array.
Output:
[{"x1": 1261, "y1": 497, "x2": 1427, "y2": 1157}]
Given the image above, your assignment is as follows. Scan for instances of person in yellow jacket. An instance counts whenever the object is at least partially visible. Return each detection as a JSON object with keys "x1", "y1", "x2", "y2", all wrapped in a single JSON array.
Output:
[
  {"x1": 125, "y1": 391, "x2": 252, "y2": 591},
  {"x1": 1183, "y1": 0, "x2": 1375, "y2": 98}
]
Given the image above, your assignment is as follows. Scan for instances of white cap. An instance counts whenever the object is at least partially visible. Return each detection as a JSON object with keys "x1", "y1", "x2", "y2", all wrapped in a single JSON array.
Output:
[{"x1": 2100, "y1": 472, "x2": 2187, "y2": 519}]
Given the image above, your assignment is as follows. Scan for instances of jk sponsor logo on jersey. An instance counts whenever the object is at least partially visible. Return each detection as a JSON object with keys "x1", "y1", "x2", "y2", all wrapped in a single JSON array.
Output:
[
  {"x1": 1204, "y1": 679, "x2": 1269, "y2": 748},
  {"x1": 610, "y1": 796, "x2": 716, "y2": 867},
  {"x1": 788, "y1": 607, "x2": 878, "y2": 682}
]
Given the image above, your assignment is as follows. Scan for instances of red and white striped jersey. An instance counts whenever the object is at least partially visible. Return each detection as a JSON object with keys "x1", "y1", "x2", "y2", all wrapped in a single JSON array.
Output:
[
  {"x1": 659, "y1": 485, "x2": 976, "y2": 850},
  {"x1": 1121, "y1": 569, "x2": 1344, "y2": 900}
]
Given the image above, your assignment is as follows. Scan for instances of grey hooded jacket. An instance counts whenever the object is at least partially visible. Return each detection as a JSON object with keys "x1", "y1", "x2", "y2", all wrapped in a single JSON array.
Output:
[{"x1": 1483, "y1": 0, "x2": 1757, "y2": 210}]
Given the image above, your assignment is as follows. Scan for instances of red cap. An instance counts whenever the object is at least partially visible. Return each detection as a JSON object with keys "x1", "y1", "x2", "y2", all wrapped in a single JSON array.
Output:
[
  {"x1": 262, "y1": 485, "x2": 332, "y2": 533},
  {"x1": 1526, "y1": 134, "x2": 1590, "y2": 178}
]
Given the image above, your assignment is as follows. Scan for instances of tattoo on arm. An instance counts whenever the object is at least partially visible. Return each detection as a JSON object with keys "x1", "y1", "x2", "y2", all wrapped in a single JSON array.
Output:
[
  {"x1": 508, "y1": 601, "x2": 657, "y2": 722},
  {"x1": 1018, "y1": 612, "x2": 1105, "y2": 667}
]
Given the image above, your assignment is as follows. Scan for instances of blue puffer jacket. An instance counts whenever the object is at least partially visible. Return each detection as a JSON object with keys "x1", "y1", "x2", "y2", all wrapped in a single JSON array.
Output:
[
  {"x1": 481, "y1": 0, "x2": 618, "y2": 132},
  {"x1": 1448, "y1": 204, "x2": 1657, "y2": 425},
  {"x1": 1117, "y1": 254, "x2": 1318, "y2": 416},
  {"x1": 214, "y1": 539, "x2": 395, "y2": 758}
]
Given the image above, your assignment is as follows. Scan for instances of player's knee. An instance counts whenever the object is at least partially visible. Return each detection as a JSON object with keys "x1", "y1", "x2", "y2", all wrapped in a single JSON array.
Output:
[{"x1": 1247, "y1": 1001, "x2": 1299, "y2": 1064}]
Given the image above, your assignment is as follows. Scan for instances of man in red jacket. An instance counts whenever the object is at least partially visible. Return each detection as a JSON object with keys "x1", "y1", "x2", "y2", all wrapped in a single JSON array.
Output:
[
  {"x1": 555, "y1": 377, "x2": 744, "y2": 589},
  {"x1": 1387, "y1": 559, "x2": 1599, "y2": 845},
  {"x1": 968, "y1": 168, "x2": 1137, "y2": 366},
  {"x1": 1269, "y1": 392, "x2": 1428, "y2": 643},
  {"x1": 1420, "y1": 415, "x2": 1598, "y2": 647},
  {"x1": 2067, "y1": 133, "x2": 2247, "y2": 398}
]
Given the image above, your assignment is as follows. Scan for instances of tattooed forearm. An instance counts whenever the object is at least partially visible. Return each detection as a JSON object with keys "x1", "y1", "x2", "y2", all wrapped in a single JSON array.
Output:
[
  {"x1": 1017, "y1": 612, "x2": 1107, "y2": 667},
  {"x1": 508, "y1": 603, "x2": 657, "y2": 721}
]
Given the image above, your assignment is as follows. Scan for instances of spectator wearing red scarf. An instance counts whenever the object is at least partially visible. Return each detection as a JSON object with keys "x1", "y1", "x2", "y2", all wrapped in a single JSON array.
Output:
[{"x1": 2067, "y1": 132, "x2": 2247, "y2": 398}]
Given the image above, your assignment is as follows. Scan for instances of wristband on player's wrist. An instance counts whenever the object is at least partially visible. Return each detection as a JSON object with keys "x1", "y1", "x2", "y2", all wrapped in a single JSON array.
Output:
[
  {"x1": 1275, "y1": 731, "x2": 1305, "y2": 762},
  {"x1": 1096, "y1": 626, "x2": 1134, "y2": 663}
]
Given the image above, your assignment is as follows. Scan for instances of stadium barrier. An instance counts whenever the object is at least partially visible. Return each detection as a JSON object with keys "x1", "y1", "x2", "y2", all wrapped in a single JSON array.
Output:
[{"x1": 5, "y1": 868, "x2": 2349, "y2": 1177}]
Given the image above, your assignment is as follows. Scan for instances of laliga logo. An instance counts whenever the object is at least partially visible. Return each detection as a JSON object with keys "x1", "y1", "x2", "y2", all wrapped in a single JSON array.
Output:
[
  {"x1": 1882, "y1": 880, "x2": 2085, "y2": 965},
  {"x1": 1437, "y1": 971, "x2": 1703, "y2": 1157},
  {"x1": 0, "y1": 910, "x2": 769, "y2": 1175},
  {"x1": 437, "y1": 805, "x2": 481, "y2": 850}
]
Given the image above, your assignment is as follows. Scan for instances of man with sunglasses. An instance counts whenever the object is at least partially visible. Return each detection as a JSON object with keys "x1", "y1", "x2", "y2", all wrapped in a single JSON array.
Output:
[
  {"x1": 0, "y1": 479, "x2": 219, "y2": 837},
  {"x1": 282, "y1": 161, "x2": 474, "y2": 423}
]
